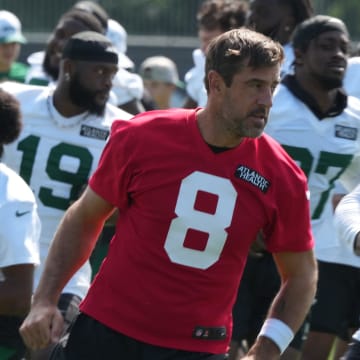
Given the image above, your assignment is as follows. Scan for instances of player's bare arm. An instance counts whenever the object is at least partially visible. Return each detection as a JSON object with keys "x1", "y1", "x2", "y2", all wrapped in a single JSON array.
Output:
[
  {"x1": 354, "y1": 232, "x2": 360, "y2": 256},
  {"x1": 20, "y1": 187, "x2": 115, "y2": 350},
  {"x1": 245, "y1": 250, "x2": 318, "y2": 358}
]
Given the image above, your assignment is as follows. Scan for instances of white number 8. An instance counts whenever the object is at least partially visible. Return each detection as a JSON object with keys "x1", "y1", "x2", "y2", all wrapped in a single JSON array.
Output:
[{"x1": 164, "y1": 171, "x2": 237, "y2": 269}]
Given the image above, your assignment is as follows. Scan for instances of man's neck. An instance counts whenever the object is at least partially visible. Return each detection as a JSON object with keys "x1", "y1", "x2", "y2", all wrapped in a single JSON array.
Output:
[
  {"x1": 0, "y1": 62, "x2": 11, "y2": 73},
  {"x1": 282, "y1": 74, "x2": 347, "y2": 120},
  {"x1": 294, "y1": 73, "x2": 338, "y2": 114},
  {"x1": 52, "y1": 87, "x2": 86, "y2": 118}
]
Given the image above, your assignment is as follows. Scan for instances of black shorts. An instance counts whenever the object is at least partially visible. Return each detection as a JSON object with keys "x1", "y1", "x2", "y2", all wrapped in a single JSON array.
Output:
[
  {"x1": 53, "y1": 313, "x2": 227, "y2": 360},
  {"x1": 231, "y1": 252, "x2": 307, "y2": 350},
  {"x1": 309, "y1": 261, "x2": 360, "y2": 341},
  {"x1": 343, "y1": 339, "x2": 360, "y2": 360},
  {"x1": 0, "y1": 315, "x2": 26, "y2": 360},
  {"x1": 232, "y1": 252, "x2": 280, "y2": 344}
]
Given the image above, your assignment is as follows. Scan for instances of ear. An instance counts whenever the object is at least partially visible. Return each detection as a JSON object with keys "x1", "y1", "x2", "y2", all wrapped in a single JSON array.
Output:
[
  {"x1": 62, "y1": 59, "x2": 75, "y2": 78},
  {"x1": 207, "y1": 70, "x2": 224, "y2": 94},
  {"x1": 283, "y1": 14, "x2": 296, "y2": 35},
  {"x1": 293, "y1": 48, "x2": 305, "y2": 66}
]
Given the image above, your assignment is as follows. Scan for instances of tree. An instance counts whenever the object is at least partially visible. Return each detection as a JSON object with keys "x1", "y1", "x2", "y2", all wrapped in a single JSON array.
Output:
[{"x1": 313, "y1": 0, "x2": 360, "y2": 41}]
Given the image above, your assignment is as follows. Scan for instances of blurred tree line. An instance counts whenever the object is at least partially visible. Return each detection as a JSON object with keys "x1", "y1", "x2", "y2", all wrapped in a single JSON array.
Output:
[
  {"x1": 314, "y1": 0, "x2": 360, "y2": 41},
  {"x1": 0, "y1": 0, "x2": 359, "y2": 41}
]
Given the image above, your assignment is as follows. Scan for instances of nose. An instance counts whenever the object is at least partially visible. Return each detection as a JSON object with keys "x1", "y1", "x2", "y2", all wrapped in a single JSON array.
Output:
[
  {"x1": 257, "y1": 87, "x2": 273, "y2": 108},
  {"x1": 334, "y1": 47, "x2": 347, "y2": 59},
  {"x1": 102, "y1": 73, "x2": 114, "y2": 91}
]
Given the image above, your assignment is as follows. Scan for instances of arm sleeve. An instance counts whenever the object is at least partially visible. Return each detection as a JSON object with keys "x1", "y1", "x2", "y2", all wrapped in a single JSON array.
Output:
[
  {"x1": 89, "y1": 120, "x2": 134, "y2": 210},
  {"x1": 338, "y1": 153, "x2": 360, "y2": 192},
  {"x1": 0, "y1": 200, "x2": 40, "y2": 267},
  {"x1": 334, "y1": 183, "x2": 360, "y2": 254}
]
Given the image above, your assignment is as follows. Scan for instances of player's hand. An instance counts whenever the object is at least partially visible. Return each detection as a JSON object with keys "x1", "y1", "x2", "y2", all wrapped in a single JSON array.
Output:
[
  {"x1": 243, "y1": 336, "x2": 281, "y2": 359},
  {"x1": 241, "y1": 356, "x2": 279, "y2": 360},
  {"x1": 19, "y1": 303, "x2": 64, "y2": 350}
]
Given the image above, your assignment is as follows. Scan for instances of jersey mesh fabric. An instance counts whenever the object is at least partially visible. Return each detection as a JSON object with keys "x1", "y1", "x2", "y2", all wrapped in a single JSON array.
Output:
[
  {"x1": 82, "y1": 108, "x2": 313, "y2": 354},
  {"x1": 0, "y1": 163, "x2": 40, "y2": 268},
  {"x1": 1, "y1": 81, "x2": 132, "y2": 298},
  {"x1": 265, "y1": 83, "x2": 360, "y2": 267}
]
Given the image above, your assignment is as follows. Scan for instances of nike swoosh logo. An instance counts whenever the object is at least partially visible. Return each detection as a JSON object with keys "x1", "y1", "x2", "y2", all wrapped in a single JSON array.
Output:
[{"x1": 15, "y1": 210, "x2": 31, "y2": 217}]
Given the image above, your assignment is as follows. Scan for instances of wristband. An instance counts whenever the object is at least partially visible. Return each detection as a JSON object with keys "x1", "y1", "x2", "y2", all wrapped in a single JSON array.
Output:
[{"x1": 258, "y1": 318, "x2": 294, "y2": 354}]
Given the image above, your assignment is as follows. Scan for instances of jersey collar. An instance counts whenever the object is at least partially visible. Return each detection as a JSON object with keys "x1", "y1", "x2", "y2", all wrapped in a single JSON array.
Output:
[{"x1": 282, "y1": 74, "x2": 347, "y2": 120}]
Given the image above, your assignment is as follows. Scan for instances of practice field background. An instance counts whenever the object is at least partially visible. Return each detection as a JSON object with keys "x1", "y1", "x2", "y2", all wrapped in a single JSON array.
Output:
[
  {"x1": 2, "y1": 0, "x2": 360, "y2": 80},
  {"x1": 1, "y1": 1, "x2": 356, "y2": 358}
]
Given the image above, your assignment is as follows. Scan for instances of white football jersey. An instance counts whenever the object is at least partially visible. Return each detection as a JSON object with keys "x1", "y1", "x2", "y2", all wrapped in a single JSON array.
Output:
[
  {"x1": 334, "y1": 183, "x2": 360, "y2": 254},
  {"x1": 344, "y1": 56, "x2": 360, "y2": 99},
  {"x1": 265, "y1": 83, "x2": 360, "y2": 267},
  {"x1": 0, "y1": 163, "x2": 40, "y2": 277},
  {"x1": 281, "y1": 43, "x2": 295, "y2": 77},
  {"x1": 1, "y1": 81, "x2": 132, "y2": 298},
  {"x1": 184, "y1": 48, "x2": 208, "y2": 107}
]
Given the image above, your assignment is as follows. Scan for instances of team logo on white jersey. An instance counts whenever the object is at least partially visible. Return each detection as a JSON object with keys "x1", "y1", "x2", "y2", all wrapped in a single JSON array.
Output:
[
  {"x1": 80, "y1": 124, "x2": 109, "y2": 140},
  {"x1": 335, "y1": 125, "x2": 358, "y2": 140},
  {"x1": 234, "y1": 165, "x2": 270, "y2": 193}
]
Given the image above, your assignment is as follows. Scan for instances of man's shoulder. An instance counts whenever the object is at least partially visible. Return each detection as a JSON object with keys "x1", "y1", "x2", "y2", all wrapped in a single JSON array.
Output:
[
  {"x1": 0, "y1": 81, "x2": 45, "y2": 99},
  {"x1": 111, "y1": 108, "x2": 194, "y2": 135},
  {"x1": 0, "y1": 82, "x2": 47, "y2": 116},
  {"x1": 346, "y1": 95, "x2": 360, "y2": 114},
  {"x1": 10, "y1": 61, "x2": 29, "y2": 72},
  {"x1": 105, "y1": 103, "x2": 133, "y2": 120},
  {"x1": 133, "y1": 108, "x2": 194, "y2": 124},
  {"x1": 8, "y1": 62, "x2": 29, "y2": 82},
  {"x1": 268, "y1": 83, "x2": 305, "y2": 124},
  {"x1": 272, "y1": 82, "x2": 296, "y2": 102},
  {"x1": 257, "y1": 134, "x2": 307, "y2": 181},
  {"x1": 0, "y1": 163, "x2": 35, "y2": 204}
]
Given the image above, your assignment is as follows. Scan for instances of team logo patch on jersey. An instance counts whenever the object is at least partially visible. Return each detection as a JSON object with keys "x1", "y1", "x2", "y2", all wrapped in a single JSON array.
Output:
[
  {"x1": 80, "y1": 125, "x2": 109, "y2": 140},
  {"x1": 235, "y1": 165, "x2": 270, "y2": 193},
  {"x1": 192, "y1": 326, "x2": 227, "y2": 340},
  {"x1": 335, "y1": 125, "x2": 358, "y2": 140}
]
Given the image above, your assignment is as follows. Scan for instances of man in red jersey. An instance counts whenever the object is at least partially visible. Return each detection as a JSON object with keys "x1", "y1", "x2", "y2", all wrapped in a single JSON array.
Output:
[{"x1": 20, "y1": 28, "x2": 317, "y2": 360}]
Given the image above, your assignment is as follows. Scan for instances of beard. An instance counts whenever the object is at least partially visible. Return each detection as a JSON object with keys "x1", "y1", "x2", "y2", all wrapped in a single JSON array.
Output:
[
  {"x1": 314, "y1": 73, "x2": 343, "y2": 91},
  {"x1": 68, "y1": 73, "x2": 107, "y2": 116}
]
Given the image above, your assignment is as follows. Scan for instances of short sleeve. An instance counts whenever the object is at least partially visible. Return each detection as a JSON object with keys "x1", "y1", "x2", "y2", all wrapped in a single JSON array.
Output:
[{"x1": 0, "y1": 200, "x2": 40, "y2": 267}]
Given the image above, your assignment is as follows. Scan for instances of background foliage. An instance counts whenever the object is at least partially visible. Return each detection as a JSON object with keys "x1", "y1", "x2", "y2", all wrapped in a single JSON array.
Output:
[{"x1": 0, "y1": 0, "x2": 360, "y2": 41}]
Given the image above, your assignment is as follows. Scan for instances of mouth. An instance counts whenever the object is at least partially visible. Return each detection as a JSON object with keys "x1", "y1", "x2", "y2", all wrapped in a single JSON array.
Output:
[
  {"x1": 248, "y1": 110, "x2": 267, "y2": 119},
  {"x1": 327, "y1": 63, "x2": 346, "y2": 73},
  {"x1": 248, "y1": 115, "x2": 267, "y2": 129},
  {"x1": 97, "y1": 91, "x2": 110, "y2": 103}
]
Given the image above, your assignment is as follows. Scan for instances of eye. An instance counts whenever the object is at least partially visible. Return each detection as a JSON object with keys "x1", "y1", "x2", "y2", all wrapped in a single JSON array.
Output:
[
  {"x1": 319, "y1": 43, "x2": 334, "y2": 51},
  {"x1": 248, "y1": 80, "x2": 261, "y2": 89},
  {"x1": 341, "y1": 44, "x2": 350, "y2": 55}
]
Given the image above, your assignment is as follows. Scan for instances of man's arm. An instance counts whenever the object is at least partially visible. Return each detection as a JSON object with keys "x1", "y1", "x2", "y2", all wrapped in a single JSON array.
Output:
[
  {"x1": 244, "y1": 250, "x2": 318, "y2": 359},
  {"x1": 20, "y1": 187, "x2": 115, "y2": 350},
  {"x1": 334, "y1": 183, "x2": 360, "y2": 256},
  {"x1": 354, "y1": 233, "x2": 360, "y2": 256},
  {"x1": 0, "y1": 264, "x2": 34, "y2": 316}
]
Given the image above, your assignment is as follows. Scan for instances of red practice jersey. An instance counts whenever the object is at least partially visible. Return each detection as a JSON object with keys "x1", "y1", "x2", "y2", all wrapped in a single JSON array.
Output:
[{"x1": 82, "y1": 108, "x2": 314, "y2": 354}]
